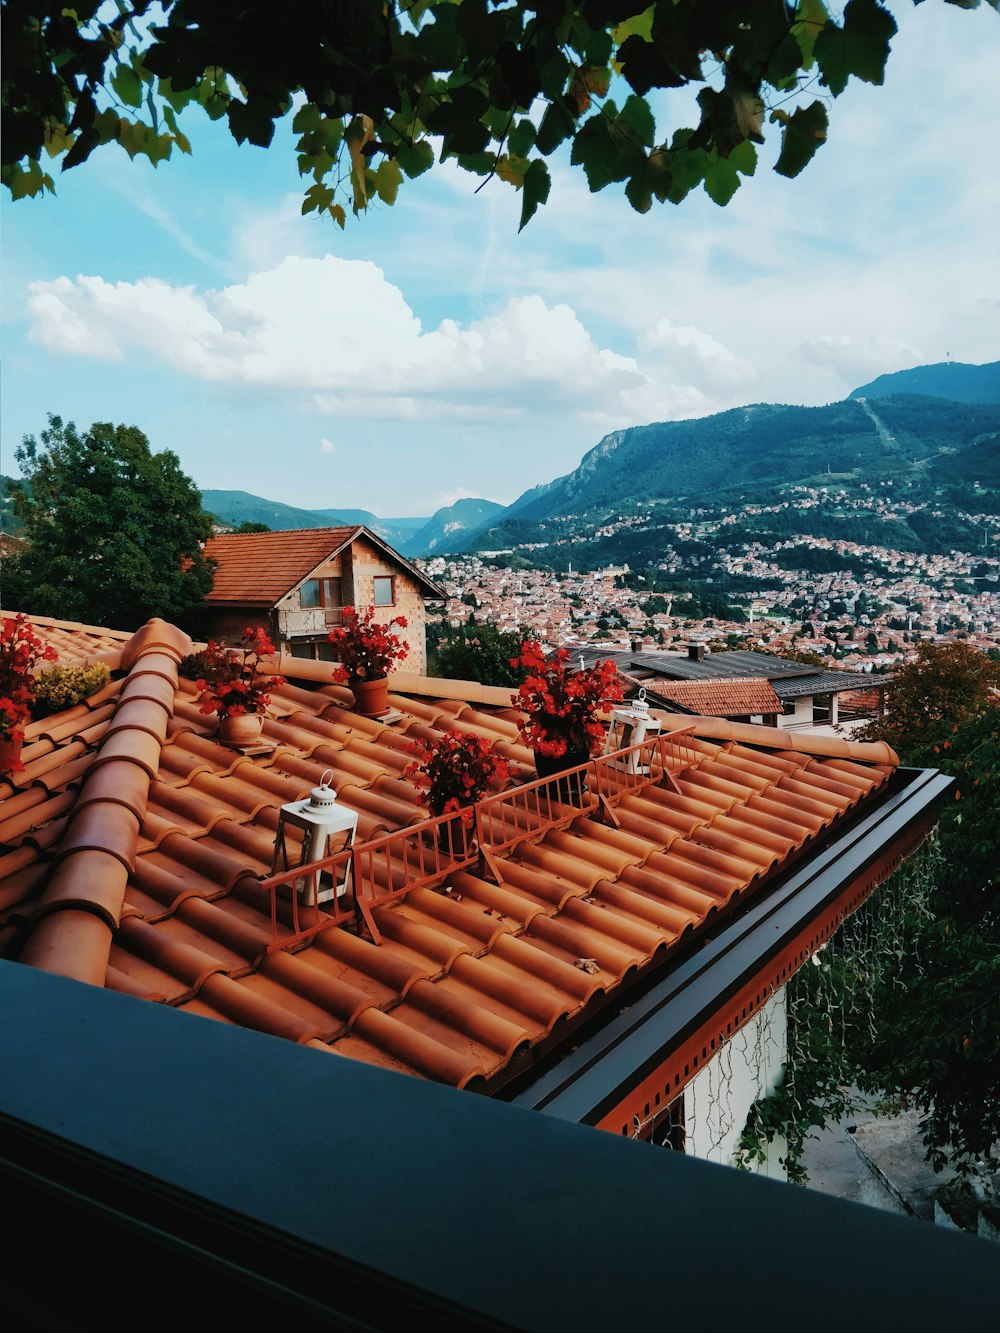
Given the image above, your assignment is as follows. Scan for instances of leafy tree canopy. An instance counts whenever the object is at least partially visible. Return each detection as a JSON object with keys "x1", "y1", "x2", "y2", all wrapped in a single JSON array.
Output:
[
  {"x1": 5, "y1": 1, "x2": 994, "y2": 226},
  {"x1": 858, "y1": 640, "x2": 1000, "y2": 756},
  {"x1": 430, "y1": 621, "x2": 525, "y2": 688},
  {"x1": 5, "y1": 414, "x2": 215, "y2": 632},
  {"x1": 856, "y1": 706, "x2": 1000, "y2": 1175}
]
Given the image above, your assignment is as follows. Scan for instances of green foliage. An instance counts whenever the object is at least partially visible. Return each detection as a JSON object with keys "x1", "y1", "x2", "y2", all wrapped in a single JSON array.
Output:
[
  {"x1": 736, "y1": 850, "x2": 938, "y2": 1183},
  {"x1": 5, "y1": 414, "x2": 215, "y2": 632},
  {"x1": 32, "y1": 662, "x2": 110, "y2": 714},
  {"x1": 741, "y1": 704, "x2": 1000, "y2": 1183},
  {"x1": 7, "y1": 1, "x2": 988, "y2": 220},
  {"x1": 858, "y1": 641, "x2": 1000, "y2": 756},
  {"x1": 233, "y1": 520, "x2": 271, "y2": 533},
  {"x1": 430, "y1": 622, "x2": 524, "y2": 688}
]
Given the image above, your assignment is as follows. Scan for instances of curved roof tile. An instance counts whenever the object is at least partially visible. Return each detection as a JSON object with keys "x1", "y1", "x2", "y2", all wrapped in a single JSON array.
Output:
[{"x1": 0, "y1": 613, "x2": 907, "y2": 1098}]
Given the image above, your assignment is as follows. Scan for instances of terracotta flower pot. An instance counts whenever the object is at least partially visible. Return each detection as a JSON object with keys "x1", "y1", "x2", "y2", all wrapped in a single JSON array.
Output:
[
  {"x1": 350, "y1": 676, "x2": 390, "y2": 717},
  {"x1": 0, "y1": 731, "x2": 24, "y2": 777},
  {"x1": 217, "y1": 711, "x2": 265, "y2": 746}
]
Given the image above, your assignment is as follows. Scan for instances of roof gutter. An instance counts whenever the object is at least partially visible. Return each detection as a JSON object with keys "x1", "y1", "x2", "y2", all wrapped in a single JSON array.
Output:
[{"x1": 510, "y1": 765, "x2": 952, "y2": 1130}]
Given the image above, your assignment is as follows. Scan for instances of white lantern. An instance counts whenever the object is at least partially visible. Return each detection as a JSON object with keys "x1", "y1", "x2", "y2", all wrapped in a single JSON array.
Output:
[
  {"x1": 603, "y1": 688, "x2": 663, "y2": 775},
  {"x1": 272, "y1": 769, "x2": 358, "y2": 906}
]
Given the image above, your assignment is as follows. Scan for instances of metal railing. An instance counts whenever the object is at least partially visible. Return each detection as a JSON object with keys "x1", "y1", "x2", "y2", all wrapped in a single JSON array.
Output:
[{"x1": 259, "y1": 726, "x2": 700, "y2": 949}]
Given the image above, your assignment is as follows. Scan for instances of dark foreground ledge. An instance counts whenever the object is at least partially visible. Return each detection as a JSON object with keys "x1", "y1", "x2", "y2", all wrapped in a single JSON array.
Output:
[{"x1": 2, "y1": 957, "x2": 998, "y2": 1332}]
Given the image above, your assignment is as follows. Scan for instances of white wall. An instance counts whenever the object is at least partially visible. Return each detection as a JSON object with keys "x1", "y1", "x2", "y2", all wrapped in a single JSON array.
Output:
[{"x1": 684, "y1": 988, "x2": 788, "y2": 1178}]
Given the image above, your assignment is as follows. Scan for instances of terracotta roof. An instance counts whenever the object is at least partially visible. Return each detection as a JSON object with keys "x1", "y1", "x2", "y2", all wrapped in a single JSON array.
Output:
[
  {"x1": 202, "y1": 526, "x2": 359, "y2": 605},
  {"x1": 202, "y1": 525, "x2": 445, "y2": 606},
  {"x1": 1, "y1": 612, "x2": 132, "y2": 671},
  {"x1": 633, "y1": 676, "x2": 783, "y2": 717},
  {"x1": 1, "y1": 617, "x2": 902, "y2": 1098}
]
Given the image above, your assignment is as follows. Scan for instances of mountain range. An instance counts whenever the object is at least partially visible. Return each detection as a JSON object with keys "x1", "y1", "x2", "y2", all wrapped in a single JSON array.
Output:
[{"x1": 7, "y1": 361, "x2": 994, "y2": 558}]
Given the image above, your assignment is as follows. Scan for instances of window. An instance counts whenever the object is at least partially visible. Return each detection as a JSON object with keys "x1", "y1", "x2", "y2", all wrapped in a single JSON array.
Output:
[
  {"x1": 812, "y1": 695, "x2": 831, "y2": 724},
  {"x1": 373, "y1": 575, "x2": 395, "y2": 607},
  {"x1": 782, "y1": 700, "x2": 797, "y2": 716},
  {"x1": 301, "y1": 577, "x2": 341, "y2": 609}
]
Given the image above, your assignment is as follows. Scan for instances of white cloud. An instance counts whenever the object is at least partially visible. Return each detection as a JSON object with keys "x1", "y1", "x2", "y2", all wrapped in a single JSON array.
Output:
[
  {"x1": 320, "y1": 437, "x2": 335, "y2": 453},
  {"x1": 26, "y1": 257, "x2": 706, "y2": 425}
]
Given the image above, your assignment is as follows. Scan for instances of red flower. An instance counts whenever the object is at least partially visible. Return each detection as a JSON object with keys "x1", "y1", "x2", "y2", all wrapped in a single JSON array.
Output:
[
  {"x1": 328, "y1": 606, "x2": 409, "y2": 683},
  {"x1": 0, "y1": 615, "x2": 58, "y2": 758},
  {"x1": 510, "y1": 641, "x2": 623, "y2": 757},
  {"x1": 194, "y1": 627, "x2": 285, "y2": 721},
  {"x1": 404, "y1": 731, "x2": 511, "y2": 820}
]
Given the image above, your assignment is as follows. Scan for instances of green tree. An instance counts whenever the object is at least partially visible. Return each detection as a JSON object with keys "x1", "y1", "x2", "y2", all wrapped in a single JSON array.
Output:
[
  {"x1": 5, "y1": 1, "x2": 989, "y2": 226},
  {"x1": 432, "y1": 622, "x2": 524, "y2": 687},
  {"x1": 233, "y1": 520, "x2": 271, "y2": 533},
  {"x1": 747, "y1": 685, "x2": 1000, "y2": 1183},
  {"x1": 855, "y1": 708, "x2": 1000, "y2": 1175},
  {"x1": 858, "y1": 641, "x2": 1000, "y2": 754},
  {"x1": 6, "y1": 415, "x2": 215, "y2": 631}
]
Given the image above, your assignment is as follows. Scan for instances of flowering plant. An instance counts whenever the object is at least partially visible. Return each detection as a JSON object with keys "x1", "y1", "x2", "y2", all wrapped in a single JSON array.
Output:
[
  {"x1": 0, "y1": 615, "x2": 58, "y2": 766},
  {"x1": 405, "y1": 731, "x2": 511, "y2": 824},
  {"x1": 195, "y1": 627, "x2": 285, "y2": 720},
  {"x1": 329, "y1": 605, "x2": 409, "y2": 682},
  {"x1": 511, "y1": 640, "x2": 623, "y2": 758}
]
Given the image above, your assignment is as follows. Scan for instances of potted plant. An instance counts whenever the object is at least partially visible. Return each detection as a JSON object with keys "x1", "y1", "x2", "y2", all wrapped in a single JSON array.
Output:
[
  {"x1": 405, "y1": 731, "x2": 511, "y2": 855},
  {"x1": 0, "y1": 614, "x2": 58, "y2": 776},
  {"x1": 194, "y1": 626, "x2": 285, "y2": 745},
  {"x1": 511, "y1": 640, "x2": 623, "y2": 784},
  {"x1": 328, "y1": 605, "x2": 409, "y2": 716}
]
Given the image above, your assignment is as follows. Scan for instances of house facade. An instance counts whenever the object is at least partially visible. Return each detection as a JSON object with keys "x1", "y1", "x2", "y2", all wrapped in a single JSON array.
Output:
[{"x1": 200, "y1": 526, "x2": 445, "y2": 674}]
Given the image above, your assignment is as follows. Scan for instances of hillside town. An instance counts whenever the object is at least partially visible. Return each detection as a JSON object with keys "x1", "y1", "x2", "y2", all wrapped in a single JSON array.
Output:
[{"x1": 422, "y1": 488, "x2": 1000, "y2": 672}]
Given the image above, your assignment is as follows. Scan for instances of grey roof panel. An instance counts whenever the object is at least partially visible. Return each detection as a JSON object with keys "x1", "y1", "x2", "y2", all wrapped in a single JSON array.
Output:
[
  {"x1": 773, "y1": 671, "x2": 877, "y2": 699},
  {"x1": 627, "y1": 650, "x2": 814, "y2": 681}
]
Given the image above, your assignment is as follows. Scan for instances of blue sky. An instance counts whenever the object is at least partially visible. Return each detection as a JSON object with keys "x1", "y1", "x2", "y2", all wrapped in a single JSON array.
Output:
[{"x1": 2, "y1": 2, "x2": 998, "y2": 520}]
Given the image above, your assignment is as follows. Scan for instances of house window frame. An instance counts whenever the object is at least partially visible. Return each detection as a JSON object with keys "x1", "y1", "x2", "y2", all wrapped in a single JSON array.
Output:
[
  {"x1": 373, "y1": 575, "x2": 396, "y2": 608},
  {"x1": 300, "y1": 576, "x2": 342, "y2": 610}
]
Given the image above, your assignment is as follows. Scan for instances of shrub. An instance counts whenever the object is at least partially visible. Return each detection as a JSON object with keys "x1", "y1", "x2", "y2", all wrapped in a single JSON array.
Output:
[{"x1": 33, "y1": 662, "x2": 111, "y2": 713}]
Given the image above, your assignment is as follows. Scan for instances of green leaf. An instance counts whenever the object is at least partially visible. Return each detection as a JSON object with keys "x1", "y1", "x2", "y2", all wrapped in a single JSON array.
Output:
[
  {"x1": 772, "y1": 100, "x2": 828, "y2": 177},
  {"x1": 611, "y1": 6, "x2": 655, "y2": 47},
  {"x1": 42, "y1": 122, "x2": 76, "y2": 159},
  {"x1": 375, "y1": 157, "x2": 403, "y2": 206},
  {"x1": 302, "y1": 182, "x2": 335, "y2": 215},
  {"x1": 4, "y1": 159, "x2": 55, "y2": 200},
  {"x1": 619, "y1": 94, "x2": 655, "y2": 148},
  {"x1": 111, "y1": 63, "x2": 143, "y2": 109},
  {"x1": 519, "y1": 158, "x2": 550, "y2": 231},
  {"x1": 625, "y1": 169, "x2": 652, "y2": 214},
  {"x1": 228, "y1": 98, "x2": 276, "y2": 149},
  {"x1": 814, "y1": 0, "x2": 897, "y2": 96},
  {"x1": 508, "y1": 117, "x2": 537, "y2": 157},
  {"x1": 792, "y1": 0, "x2": 832, "y2": 70},
  {"x1": 703, "y1": 153, "x2": 741, "y2": 206},
  {"x1": 396, "y1": 137, "x2": 434, "y2": 179},
  {"x1": 536, "y1": 100, "x2": 575, "y2": 155}
]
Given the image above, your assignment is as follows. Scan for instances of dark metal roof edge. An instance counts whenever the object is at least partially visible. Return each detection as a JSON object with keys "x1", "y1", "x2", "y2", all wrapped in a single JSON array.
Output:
[
  {"x1": 513, "y1": 766, "x2": 953, "y2": 1124},
  {"x1": 3, "y1": 938, "x2": 997, "y2": 1330}
]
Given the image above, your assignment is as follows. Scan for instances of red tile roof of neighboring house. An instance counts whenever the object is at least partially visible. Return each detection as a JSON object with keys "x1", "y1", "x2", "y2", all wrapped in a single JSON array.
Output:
[
  {"x1": 202, "y1": 526, "x2": 360, "y2": 605},
  {"x1": 1, "y1": 612, "x2": 133, "y2": 671},
  {"x1": 633, "y1": 676, "x2": 783, "y2": 717},
  {"x1": 1, "y1": 617, "x2": 902, "y2": 1098},
  {"x1": 202, "y1": 525, "x2": 445, "y2": 606}
]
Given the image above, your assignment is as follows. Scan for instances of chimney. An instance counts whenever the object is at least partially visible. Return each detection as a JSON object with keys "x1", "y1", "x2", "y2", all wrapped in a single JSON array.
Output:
[
  {"x1": 630, "y1": 637, "x2": 642, "y2": 653},
  {"x1": 687, "y1": 641, "x2": 707, "y2": 662}
]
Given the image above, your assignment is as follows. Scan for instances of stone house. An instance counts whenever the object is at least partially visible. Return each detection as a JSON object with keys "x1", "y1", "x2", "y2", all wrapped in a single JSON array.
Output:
[{"x1": 200, "y1": 526, "x2": 445, "y2": 673}]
